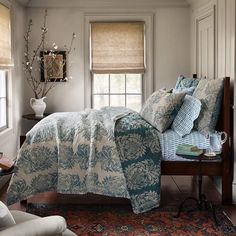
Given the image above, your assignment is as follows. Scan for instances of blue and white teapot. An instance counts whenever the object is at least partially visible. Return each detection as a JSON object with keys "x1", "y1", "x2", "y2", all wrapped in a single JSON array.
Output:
[{"x1": 208, "y1": 131, "x2": 227, "y2": 154}]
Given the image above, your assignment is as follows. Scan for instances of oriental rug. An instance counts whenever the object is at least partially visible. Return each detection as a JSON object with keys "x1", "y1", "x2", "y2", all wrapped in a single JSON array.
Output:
[{"x1": 27, "y1": 203, "x2": 236, "y2": 235}]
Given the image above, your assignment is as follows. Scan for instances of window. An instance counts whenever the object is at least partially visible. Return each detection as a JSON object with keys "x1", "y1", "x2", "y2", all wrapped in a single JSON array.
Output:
[
  {"x1": 90, "y1": 22, "x2": 145, "y2": 111},
  {"x1": 0, "y1": 2, "x2": 11, "y2": 133},
  {"x1": 0, "y1": 3, "x2": 11, "y2": 65},
  {"x1": 0, "y1": 70, "x2": 7, "y2": 131},
  {"x1": 93, "y1": 73, "x2": 142, "y2": 111}
]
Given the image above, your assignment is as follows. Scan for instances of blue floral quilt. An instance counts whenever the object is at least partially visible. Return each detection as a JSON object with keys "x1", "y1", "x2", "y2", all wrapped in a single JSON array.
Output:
[{"x1": 7, "y1": 107, "x2": 161, "y2": 214}]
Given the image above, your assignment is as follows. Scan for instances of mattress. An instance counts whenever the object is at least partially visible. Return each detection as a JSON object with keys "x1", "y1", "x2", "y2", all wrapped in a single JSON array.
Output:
[{"x1": 158, "y1": 129, "x2": 210, "y2": 161}]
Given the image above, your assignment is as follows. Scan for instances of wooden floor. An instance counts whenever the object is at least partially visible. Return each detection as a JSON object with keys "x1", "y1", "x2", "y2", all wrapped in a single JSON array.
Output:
[{"x1": 1, "y1": 176, "x2": 236, "y2": 225}]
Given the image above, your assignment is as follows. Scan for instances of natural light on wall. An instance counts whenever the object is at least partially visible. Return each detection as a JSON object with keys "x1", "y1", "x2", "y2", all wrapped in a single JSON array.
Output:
[
  {"x1": 90, "y1": 22, "x2": 145, "y2": 112},
  {"x1": 0, "y1": 2, "x2": 11, "y2": 132}
]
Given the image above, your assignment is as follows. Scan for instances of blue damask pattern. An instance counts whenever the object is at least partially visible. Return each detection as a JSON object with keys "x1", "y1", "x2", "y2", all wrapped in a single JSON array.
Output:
[
  {"x1": 115, "y1": 113, "x2": 161, "y2": 213},
  {"x1": 7, "y1": 107, "x2": 161, "y2": 214},
  {"x1": 172, "y1": 87, "x2": 195, "y2": 96},
  {"x1": 175, "y1": 75, "x2": 200, "y2": 92}
]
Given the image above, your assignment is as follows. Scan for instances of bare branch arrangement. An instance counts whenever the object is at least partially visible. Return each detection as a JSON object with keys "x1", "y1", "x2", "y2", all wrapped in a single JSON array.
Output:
[{"x1": 23, "y1": 9, "x2": 76, "y2": 99}]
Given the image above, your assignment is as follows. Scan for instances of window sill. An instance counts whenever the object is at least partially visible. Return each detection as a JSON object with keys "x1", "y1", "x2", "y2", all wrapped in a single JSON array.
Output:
[{"x1": 0, "y1": 127, "x2": 13, "y2": 139}]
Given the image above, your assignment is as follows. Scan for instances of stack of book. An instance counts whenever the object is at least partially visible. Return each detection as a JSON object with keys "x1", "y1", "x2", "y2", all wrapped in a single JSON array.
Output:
[
  {"x1": 0, "y1": 152, "x2": 14, "y2": 170},
  {"x1": 176, "y1": 144, "x2": 203, "y2": 157}
]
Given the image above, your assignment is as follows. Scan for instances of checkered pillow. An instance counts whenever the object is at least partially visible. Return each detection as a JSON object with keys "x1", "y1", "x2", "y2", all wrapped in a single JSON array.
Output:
[{"x1": 171, "y1": 95, "x2": 201, "y2": 137}]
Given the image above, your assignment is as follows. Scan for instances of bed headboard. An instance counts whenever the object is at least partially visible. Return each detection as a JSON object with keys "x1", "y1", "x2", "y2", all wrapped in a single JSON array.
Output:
[
  {"x1": 192, "y1": 75, "x2": 231, "y2": 164},
  {"x1": 219, "y1": 77, "x2": 232, "y2": 204},
  {"x1": 192, "y1": 74, "x2": 230, "y2": 136},
  {"x1": 218, "y1": 77, "x2": 230, "y2": 135},
  {"x1": 218, "y1": 77, "x2": 231, "y2": 163}
]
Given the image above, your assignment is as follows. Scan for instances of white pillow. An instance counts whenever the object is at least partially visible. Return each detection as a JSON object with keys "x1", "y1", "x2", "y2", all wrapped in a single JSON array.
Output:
[{"x1": 0, "y1": 201, "x2": 16, "y2": 228}]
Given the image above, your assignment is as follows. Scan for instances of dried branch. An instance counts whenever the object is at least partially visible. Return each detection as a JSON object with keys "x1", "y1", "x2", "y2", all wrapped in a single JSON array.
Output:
[{"x1": 22, "y1": 9, "x2": 76, "y2": 99}]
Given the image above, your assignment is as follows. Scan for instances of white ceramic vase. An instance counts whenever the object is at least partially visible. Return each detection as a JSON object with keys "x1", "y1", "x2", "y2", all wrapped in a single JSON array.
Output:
[{"x1": 30, "y1": 97, "x2": 46, "y2": 117}]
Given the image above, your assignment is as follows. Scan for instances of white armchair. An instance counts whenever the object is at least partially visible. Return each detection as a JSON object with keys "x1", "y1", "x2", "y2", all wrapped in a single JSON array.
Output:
[{"x1": 0, "y1": 210, "x2": 76, "y2": 236}]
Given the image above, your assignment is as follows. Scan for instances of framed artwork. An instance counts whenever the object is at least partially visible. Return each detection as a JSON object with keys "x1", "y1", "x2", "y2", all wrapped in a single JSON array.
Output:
[{"x1": 40, "y1": 51, "x2": 67, "y2": 82}]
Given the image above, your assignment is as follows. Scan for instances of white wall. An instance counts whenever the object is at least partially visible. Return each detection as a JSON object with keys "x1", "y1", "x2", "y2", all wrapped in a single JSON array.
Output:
[
  {"x1": 190, "y1": 0, "x2": 235, "y2": 79},
  {"x1": 23, "y1": 8, "x2": 83, "y2": 113},
  {"x1": 154, "y1": 8, "x2": 190, "y2": 90},
  {"x1": 23, "y1": 5, "x2": 190, "y2": 118},
  {"x1": 189, "y1": 0, "x2": 235, "y2": 200}
]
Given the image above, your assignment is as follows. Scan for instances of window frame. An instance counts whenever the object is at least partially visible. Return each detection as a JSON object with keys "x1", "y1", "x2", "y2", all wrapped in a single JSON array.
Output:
[
  {"x1": 91, "y1": 73, "x2": 143, "y2": 110},
  {"x1": 84, "y1": 13, "x2": 154, "y2": 109},
  {"x1": 0, "y1": 0, "x2": 13, "y2": 136}
]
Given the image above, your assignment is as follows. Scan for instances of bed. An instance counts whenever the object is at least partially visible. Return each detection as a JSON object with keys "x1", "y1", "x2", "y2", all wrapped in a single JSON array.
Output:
[
  {"x1": 161, "y1": 76, "x2": 232, "y2": 205},
  {"x1": 7, "y1": 76, "x2": 232, "y2": 212},
  {"x1": 8, "y1": 107, "x2": 163, "y2": 214}
]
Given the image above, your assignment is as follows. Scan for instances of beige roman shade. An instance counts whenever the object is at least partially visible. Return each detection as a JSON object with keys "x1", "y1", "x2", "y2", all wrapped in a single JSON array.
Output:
[
  {"x1": 0, "y1": 3, "x2": 11, "y2": 66},
  {"x1": 91, "y1": 22, "x2": 145, "y2": 74}
]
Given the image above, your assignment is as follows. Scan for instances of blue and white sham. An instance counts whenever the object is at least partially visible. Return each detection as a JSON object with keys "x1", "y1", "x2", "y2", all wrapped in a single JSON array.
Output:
[
  {"x1": 172, "y1": 95, "x2": 201, "y2": 137},
  {"x1": 193, "y1": 78, "x2": 224, "y2": 136},
  {"x1": 175, "y1": 75, "x2": 200, "y2": 92}
]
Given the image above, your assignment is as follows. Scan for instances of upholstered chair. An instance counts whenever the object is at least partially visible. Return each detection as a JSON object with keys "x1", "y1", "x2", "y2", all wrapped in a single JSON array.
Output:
[{"x1": 0, "y1": 202, "x2": 76, "y2": 236}]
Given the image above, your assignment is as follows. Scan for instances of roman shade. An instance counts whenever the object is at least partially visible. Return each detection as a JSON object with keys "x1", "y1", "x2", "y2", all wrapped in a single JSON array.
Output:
[
  {"x1": 91, "y1": 22, "x2": 145, "y2": 74},
  {"x1": 0, "y1": 3, "x2": 11, "y2": 66}
]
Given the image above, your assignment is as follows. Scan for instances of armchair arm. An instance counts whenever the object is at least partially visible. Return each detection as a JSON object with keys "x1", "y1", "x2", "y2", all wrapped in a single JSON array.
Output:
[{"x1": 0, "y1": 215, "x2": 67, "y2": 236}]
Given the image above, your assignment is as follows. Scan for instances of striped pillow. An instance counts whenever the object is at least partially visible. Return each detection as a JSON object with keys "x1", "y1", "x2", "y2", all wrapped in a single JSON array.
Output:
[{"x1": 171, "y1": 95, "x2": 201, "y2": 137}]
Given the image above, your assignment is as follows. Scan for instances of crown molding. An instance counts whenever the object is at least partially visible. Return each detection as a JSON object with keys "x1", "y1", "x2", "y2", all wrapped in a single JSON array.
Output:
[
  {"x1": 185, "y1": 0, "x2": 214, "y2": 9},
  {"x1": 15, "y1": 0, "x2": 29, "y2": 5},
  {"x1": 23, "y1": 0, "x2": 189, "y2": 8}
]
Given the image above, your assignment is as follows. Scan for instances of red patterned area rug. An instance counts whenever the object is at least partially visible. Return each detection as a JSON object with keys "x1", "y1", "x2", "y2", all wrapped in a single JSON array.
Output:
[{"x1": 26, "y1": 204, "x2": 236, "y2": 235}]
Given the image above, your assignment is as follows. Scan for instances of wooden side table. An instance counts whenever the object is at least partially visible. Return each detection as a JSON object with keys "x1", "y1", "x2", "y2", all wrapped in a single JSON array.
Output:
[
  {"x1": 22, "y1": 113, "x2": 51, "y2": 121},
  {"x1": 174, "y1": 153, "x2": 220, "y2": 225},
  {"x1": 0, "y1": 165, "x2": 17, "y2": 176},
  {"x1": 20, "y1": 113, "x2": 52, "y2": 147}
]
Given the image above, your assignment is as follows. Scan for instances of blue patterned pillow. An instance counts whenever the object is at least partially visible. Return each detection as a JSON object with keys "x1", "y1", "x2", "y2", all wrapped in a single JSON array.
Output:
[
  {"x1": 175, "y1": 75, "x2": 200, "y2": 92},
  {"x1": 193, "y1": 78, "x2": 224, "y2": 136},
  {"x1": 140, "y1": 90, "x2": 185, "y2": 132},
  {"x1": 172, "y1": 86, "x2": 195, "y2": 95},
  {"x1": 171, "y1": 95, "x2": 201, "y2": 137}
]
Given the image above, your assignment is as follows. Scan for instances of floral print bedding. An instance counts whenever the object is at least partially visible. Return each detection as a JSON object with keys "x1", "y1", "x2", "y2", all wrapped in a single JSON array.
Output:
[{"x1": 7, "y1": 107, "x2": 161, "y2": 214}]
